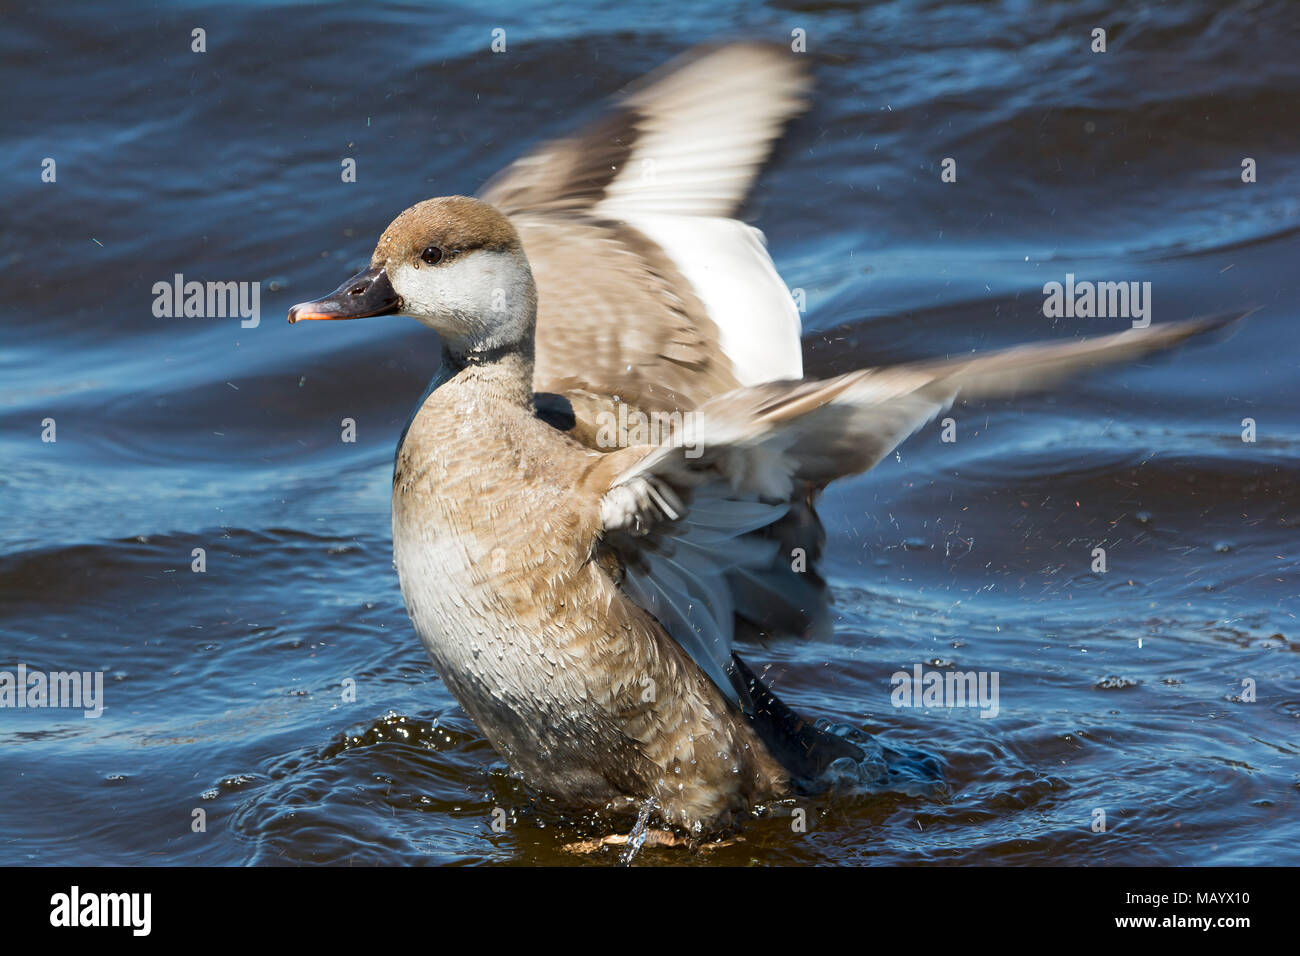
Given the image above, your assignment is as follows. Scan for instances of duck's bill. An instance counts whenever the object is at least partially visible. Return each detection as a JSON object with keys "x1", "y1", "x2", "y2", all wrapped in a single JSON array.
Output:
[{"x1": 287, "y1": 266, "x2": 400, "y2": 323}]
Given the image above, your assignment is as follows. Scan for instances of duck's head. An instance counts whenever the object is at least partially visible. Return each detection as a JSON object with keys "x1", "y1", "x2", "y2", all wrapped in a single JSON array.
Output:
[{"x1": 288, "y1": 196, "x2": 537, "y2": 356}]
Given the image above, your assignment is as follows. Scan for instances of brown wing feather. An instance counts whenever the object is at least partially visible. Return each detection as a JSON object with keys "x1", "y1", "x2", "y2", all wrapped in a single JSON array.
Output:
[
  {"x1": 616, "y1": 313, "x2": 1246, "y2": 507},
  {"x1": 517, "y1": 214, "x2": 739, "y2": 414},
  {"x1": 480, "y1": 44, "x2": 812, "y2": 414},
  {"x1": 480, "y1": 43, "x2": 810, "y2": 219}
]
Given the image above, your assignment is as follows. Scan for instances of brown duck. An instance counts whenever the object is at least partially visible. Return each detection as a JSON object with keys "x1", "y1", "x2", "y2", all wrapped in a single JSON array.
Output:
[{"x1": 288, "y1": 45, "x2": 1235, "y2": 836}]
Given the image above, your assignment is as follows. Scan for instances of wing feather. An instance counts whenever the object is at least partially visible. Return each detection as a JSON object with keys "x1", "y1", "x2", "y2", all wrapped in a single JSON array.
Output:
[{"x1": 599, "y1": 313, "x2": 1245, "y2": 701}]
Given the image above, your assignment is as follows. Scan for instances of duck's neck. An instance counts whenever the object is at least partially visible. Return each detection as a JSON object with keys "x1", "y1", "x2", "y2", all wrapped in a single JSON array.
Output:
[{"x1": 445, "y1": 337, "x2": 535, "y2": 409}]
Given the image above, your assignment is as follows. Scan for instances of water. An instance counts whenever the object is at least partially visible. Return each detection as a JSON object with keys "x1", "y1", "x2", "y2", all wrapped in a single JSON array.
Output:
[{"x1": 2, "y1": 0, "x2": 1297, "y2": 866}]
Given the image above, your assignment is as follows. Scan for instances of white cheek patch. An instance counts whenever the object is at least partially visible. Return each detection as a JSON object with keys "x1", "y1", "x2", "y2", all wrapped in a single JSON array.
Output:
[
  {"x1": 390, "y1": 251, "x2": 533, "y2": 352},
  {"x1": 390, "y1": 261, "x2": 467, "y2": 328}
]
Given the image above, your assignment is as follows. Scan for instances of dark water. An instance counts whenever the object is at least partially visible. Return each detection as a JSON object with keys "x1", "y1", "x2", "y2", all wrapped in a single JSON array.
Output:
[{"x1": 2, "y1": 0, "x2": 1297, "y2": 865}]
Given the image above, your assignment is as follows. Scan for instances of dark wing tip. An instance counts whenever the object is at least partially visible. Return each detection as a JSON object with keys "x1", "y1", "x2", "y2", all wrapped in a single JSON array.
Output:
[{"x1": 1181, "y1": 305, "x2": 1259, "y2": 341}]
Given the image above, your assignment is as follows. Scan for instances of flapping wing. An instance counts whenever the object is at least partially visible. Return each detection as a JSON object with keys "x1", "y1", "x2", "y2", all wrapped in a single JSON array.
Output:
[
  {"x1": 596, "y1": 314, "x2": 1245, "y2": 704},
  {"x1": 480, "y1": 43, "x2": 811, "y2": 219},
  {"x1": 481, "y1": 43, "x2": 811, "y2": 411},
  {"x1": 517, "y1": 214, "x2": 741, "y2": 413}
]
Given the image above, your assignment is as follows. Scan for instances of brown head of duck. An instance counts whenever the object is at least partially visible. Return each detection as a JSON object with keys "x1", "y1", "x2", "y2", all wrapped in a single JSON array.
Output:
[{"x1": 289, "y1": 196, "x2": 537, "y2": 367}]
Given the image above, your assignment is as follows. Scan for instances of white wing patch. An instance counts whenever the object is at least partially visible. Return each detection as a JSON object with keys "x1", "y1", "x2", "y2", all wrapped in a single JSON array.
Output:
[{"x1": 620, "y1": 214, "x2": 802, "y2": 385}]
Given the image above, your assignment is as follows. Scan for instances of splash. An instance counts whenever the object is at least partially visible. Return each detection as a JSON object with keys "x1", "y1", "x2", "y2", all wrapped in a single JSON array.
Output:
[
  {"x1": 617, "y1": 797, "x2": 659, "y2": 865},
  {"x1": 815, "y1": 722, "x2": 949, "y2": 800}
]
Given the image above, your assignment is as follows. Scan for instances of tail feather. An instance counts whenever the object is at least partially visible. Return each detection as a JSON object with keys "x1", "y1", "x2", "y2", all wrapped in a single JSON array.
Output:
[{"x1": 729, "y1": 655, "x2": 864, "y2": 786}]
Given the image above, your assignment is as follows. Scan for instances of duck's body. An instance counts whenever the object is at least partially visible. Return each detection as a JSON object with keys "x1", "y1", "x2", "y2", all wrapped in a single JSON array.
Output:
[{"x1": 391, "y1": 354, "x2": 789, "y2": 828}]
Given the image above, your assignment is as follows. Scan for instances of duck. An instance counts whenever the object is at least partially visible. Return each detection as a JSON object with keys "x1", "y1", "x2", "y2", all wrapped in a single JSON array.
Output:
[{"x1": 288, "y1": 45, "x2": 1238, "y2": 837}]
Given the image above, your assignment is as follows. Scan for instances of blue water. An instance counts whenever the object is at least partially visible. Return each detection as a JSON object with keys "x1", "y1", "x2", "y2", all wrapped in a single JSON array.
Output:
[{"x1": 1, "y1": 0, "x2": 1297, "y2": 865}]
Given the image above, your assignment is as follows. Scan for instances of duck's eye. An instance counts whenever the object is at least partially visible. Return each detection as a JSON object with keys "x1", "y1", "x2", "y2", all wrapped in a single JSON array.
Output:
[{"x1": 419, "y1": 246, "x2": 444, "y2": 266}]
